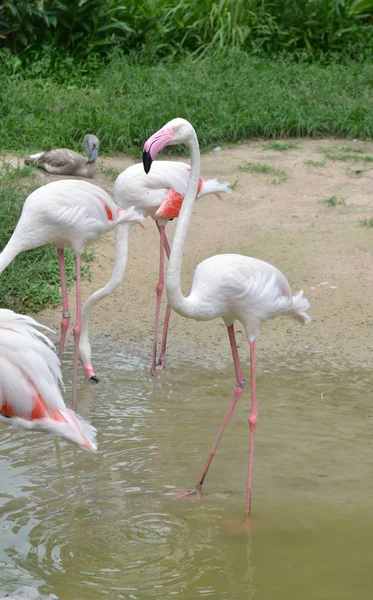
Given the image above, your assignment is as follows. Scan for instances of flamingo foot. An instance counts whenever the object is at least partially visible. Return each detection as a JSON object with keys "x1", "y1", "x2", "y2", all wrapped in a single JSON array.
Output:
[
  {"x1": 223, "y1": 518, "x2": 254, "y2": 535},
  {"x1": 173, "y1": 486, "x2": 202, "y2": 502},
  {"x1": 156, "y1": 355, "x2": 166, "y2": 371}
]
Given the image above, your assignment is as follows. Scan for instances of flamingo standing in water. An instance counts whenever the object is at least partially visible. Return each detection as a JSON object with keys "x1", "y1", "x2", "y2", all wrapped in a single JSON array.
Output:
[
  {"x1": 0, "y1": 309, "x2": 96, "y2": 451},
  {"x1": 142, "y1": 118, "x2": 311, "y2": 515},
  {"x1": 79, "y1": 161, "x2": 231, "y2": 381},
  {"x1": 0, "y1": 179, "x2": 143, "y2": 407}
]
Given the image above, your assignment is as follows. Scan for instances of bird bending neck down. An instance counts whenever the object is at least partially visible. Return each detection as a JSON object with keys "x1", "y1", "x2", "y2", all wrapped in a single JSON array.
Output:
[{"x1": 24, "y1": 134, "x2": 100, "y2": 178}]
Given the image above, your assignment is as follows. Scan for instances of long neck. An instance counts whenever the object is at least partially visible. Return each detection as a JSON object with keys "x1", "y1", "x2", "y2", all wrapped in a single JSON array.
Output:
[
  {"x1": 79, "y1": 223, "x2": 131, "y2": 363},
  {"x1": 166, "y1": 131, "x2": 200, "y2": 316},
  {"x1": 0, "y1": 240, "x2": 22, "y2": 274}
]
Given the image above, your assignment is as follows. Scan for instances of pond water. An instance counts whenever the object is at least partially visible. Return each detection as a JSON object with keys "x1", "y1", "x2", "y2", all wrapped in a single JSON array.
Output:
[{"x1": 1, "y1": 345, "x2": 373, "y2": 599}]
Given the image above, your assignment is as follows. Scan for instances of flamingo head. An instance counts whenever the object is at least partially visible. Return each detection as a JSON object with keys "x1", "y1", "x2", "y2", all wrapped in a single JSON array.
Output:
[
  {"x1": 84, "y1": 134, "x2": 100, "y2": 164},
  {"x1": 142, "y1": 118, "x2": 194, "y2": 174}
]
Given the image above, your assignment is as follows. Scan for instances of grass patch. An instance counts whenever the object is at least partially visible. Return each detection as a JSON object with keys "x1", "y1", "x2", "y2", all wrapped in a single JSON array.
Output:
[
  {"x1": 99, "y1": 163, "x2": 121, "y2": 180},
  {"x1": 317, "y1": 146, "x2": 373, "y2": 162},
  {"x1": 359, "y1": 218, "x2": 373, "y2": 227},
  {"x1": 0, "y1": 162, "x2": 94, "y2": 313},
  {"x1": 263, "y1": 141, "x2": 298, "y2": 151},
  {"x1": 305, "y1": 160, "x2": 326, "y2": 167},
  {"x1": 2, "y1": 53, "x2": 373, "y2": 157},
  {"x1": 339, "y1": 145, "x2": 366, "y2": 153},
  {"x1": 322, "y1": 195, "x2": 345, "y2": 206},
  {"x1": 239, "y1": 161, "x2": 289, "y2": 183}
]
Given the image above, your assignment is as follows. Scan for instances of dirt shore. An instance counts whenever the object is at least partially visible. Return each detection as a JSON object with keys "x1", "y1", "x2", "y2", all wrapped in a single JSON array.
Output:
[{"x1": 10, "y1": 138, "x2": 373, "y2": 370}]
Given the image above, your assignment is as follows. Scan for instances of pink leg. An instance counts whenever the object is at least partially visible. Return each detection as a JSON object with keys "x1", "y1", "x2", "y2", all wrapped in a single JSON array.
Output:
[
  {"x1": 151, "y1": 223, "x2": 166, "y2": 376},
  {"x1": 72, "y1": 253, "x2": 81, "y2": 411},
  {"x1": 157, "y1": 230, "x2": 172, "y2": 370},
  {"x1": 246, "y1": 342, "x2": 258, "y2": 516},
  {"x1": 175, "y1": 324, "x2": 246, "y2": 499},
  {"x1": 57, "y1": 248, "x2": 70, "y2": 362}
]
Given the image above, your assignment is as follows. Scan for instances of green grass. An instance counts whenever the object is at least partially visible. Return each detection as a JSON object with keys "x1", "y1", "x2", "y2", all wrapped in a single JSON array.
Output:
[
  {"x1": 305, "y1": 160, "x2": 326, "y2": 167},
  {"x1": 2, "y1": 53, "x2": 373, "y2": 158},
  {"x1": 239, "y1": 161, "x2": 289, "y2": 183},
  {"x1": 263, "y1": 141, "x2": 298, "y2": 151},
  {"x1": 99, "y1": 163, "x2": 121, "y2": 180},
  {"x1": 359, "y1": 218, "x2": 373, "y2": 227},
  {"x1": 339, "y1": 145, "x2": 366, "y2": 153},
  {"x1": 317, "y1": 146, "x2": 373, "y2": 162},
  {"x1": 322, "y1": 195, "x2": 345, "y2": 206},
  {"x1": 0, "y1": 162, "x2": 94, "y2": 313},
  {"x1": 1, "y1": 0, "x2": 373, "y2": 61}
]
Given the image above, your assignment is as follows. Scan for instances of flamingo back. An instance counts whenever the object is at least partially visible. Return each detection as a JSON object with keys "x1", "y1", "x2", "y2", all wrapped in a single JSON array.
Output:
[{"x1": 5, "y1": 180, "x2": 127, "y2": 254}]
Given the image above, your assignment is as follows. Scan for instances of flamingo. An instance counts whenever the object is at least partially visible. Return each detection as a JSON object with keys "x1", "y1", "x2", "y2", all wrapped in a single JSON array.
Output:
[
  {"x1": 117, "y1": 162, "x2": 231, "y2": 376},
  {"x1": 142, "y1": 118, "x2": 311, "y2": 515},
  {"x1": 0, "y1": 179, "x2": 143, "y2": 407},
  {"x1": 24, "y1": 134, "x2": 100, "y2": 178},
  {"x1": 0, "y1": 309, "x2": 97, "y2": 451},
  {"x1": 78, "y1": 161, "x2": 231, "y2": 381}
]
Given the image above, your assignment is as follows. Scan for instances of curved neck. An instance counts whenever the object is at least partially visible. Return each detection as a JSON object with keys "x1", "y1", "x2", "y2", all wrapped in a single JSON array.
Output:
[
  {"x1": 79, "y1": 223, "x2": 131, "y2": 363},
  {"x1": 0, "y1": 242, "x2": 21, "y2": 274},
  {"x1": 166, "y1": 130, "x2": 200, "y2": 317}
]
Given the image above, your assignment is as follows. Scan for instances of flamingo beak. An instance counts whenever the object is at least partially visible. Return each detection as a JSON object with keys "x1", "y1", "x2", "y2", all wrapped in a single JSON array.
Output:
[
  {"x1": 142, "y1": 150, "x2": 153, "y2": 174},
  {"x1": 143, "y1": 126, "x2": 174, "y2": 174},
  {"x1": 87, "y1": 146, "x2": 98, "y2": 164}
]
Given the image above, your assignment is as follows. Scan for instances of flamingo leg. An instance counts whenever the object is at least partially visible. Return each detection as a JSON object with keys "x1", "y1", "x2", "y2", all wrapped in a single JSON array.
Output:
[
  {"x1": 72, "y1": 253, "x2": 81, "y2": 410},
  {"x1": 175, "y1": 324, "x2": 246, "y2": 500},
  {"x1": 57, "y1": 248, "x2": 70, "y2": 362},
  {"x1": 152, "y1": 222, "x2": 166, "y2": 375},
  {"x1": 157, "y1": 230, "x2": 172, "y2": 370},
  {"x1": 246, "y1": 341, "x2": 258, "y2": 516}
]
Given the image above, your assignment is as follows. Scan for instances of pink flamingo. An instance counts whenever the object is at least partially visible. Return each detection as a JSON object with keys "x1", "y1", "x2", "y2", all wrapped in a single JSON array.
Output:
[
  {"x1": 0, "y1": 179, "x2": 143, "y2": 408},
  {"x1": 143, "y1": 118, "x2": 311, "y2": 515},
  {"x1": 0, "y1": 309, "x2": 97, "y2": 451},
  {"x1": 113, "y1": 161, "x2": 231, "y2": 376}
]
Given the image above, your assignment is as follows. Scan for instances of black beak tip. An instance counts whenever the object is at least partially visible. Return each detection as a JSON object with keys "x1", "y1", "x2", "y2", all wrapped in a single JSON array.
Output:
[
  {"x1": 90, "y1": 375, "x2": 100, "y2": 383},
  {"x1": 142, "y1": 150, "x2": 153, "y2": 174}
]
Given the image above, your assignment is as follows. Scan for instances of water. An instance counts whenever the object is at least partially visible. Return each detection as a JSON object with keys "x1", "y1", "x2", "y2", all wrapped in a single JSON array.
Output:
[{"x1": 1, "y1": 346, "x2": 373, "y2": 599}]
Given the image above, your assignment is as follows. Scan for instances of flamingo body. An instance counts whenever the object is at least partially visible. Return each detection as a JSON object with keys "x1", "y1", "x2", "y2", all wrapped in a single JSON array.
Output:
[
  {"x1": 0, "y1": 309, "x2": 97, "y2": 451},
  {"x1": 179, "y1": 254, "x2": 310, "y2": 333},
  {"x1": 1, "y1": 179, "x2": 128, "y2": 258},
  {"x1": 114, "y1": 161, "x2": 223, "y2": 219}
]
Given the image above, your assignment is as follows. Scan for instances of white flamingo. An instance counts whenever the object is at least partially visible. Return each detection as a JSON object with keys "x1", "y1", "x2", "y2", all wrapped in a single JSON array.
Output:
[
  {"x1": 0, "y1": 309, "x2": 96, "y2": 451},
  {"x1": 0, "y1": 179, "x2": 143, "y2": 407},
  {"x1": 78, "y1": 161, "x2": 231, "y2": 381},
  {"x1": 142, "y1": 118, "x2": 311, "y2": 515}
]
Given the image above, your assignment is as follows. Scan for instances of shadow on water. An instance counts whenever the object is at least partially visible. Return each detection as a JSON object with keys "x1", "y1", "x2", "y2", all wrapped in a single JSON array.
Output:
[{"x1": 1, "y1": 343, "x2": 373, "y2": 599}]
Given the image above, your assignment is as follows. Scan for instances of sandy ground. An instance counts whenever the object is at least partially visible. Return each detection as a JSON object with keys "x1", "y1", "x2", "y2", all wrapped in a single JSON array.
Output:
[{"x1": 7, "y1": 139, "x2": 373, "y2": 370}]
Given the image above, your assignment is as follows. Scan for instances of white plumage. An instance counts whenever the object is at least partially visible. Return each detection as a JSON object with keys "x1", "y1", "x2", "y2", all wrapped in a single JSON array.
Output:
[
  {"x1": 0, "y1": 179, "x2": 143, "y2": 407},
  {"x1": 0, "y1": 309, "x2": 97, "y2": 451},
  {"x1": 143, "y1": 118, "x2": 311, "y2": 515},
  {"x1": 110, "y1": 160, "x2": 232, "y2": 376},
  {"x1": 114, "y1": 161, "x2": 231, "y2": 219}
]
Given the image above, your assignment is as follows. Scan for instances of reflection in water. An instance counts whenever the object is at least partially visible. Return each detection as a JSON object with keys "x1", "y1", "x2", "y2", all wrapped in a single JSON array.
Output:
[{"x1": 1, "y1": 344, "x2": 373, "y2": 599}]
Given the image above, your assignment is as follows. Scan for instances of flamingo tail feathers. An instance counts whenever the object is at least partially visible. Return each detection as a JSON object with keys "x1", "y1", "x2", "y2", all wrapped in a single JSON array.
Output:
[
  {"x1": 198, "y1": 179, "x2": 232, "y2": 199},
  {"x1": 289, "y1": 290, "x2": 311, "y2": 325},
  {"x1": 0, "y1": 409, "x2": 97, "y2": 452}
]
